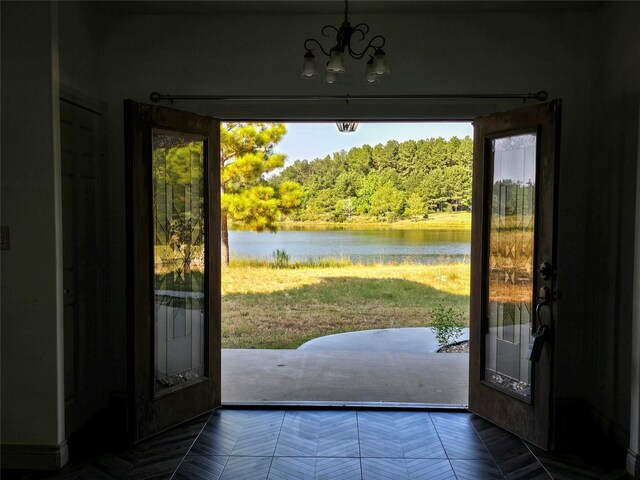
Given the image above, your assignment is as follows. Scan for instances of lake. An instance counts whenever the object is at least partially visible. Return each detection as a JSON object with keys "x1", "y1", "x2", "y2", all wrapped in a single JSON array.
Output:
[{"x1": 229, "y1": 228, "x2": 471, "y2": 265}]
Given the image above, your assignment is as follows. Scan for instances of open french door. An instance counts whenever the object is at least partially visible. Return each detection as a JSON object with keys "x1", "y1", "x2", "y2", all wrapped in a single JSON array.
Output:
[
  {"x1": 469, "y1": 100, "x2": 561, "y2": 450},
  {"x1": 125, "y1": 100, "x2": 221, "y2": 442}
]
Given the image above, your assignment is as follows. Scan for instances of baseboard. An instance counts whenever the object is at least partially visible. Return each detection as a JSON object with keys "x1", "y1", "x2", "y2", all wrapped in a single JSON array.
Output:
[
  {"x1": 1, "y1": 440, "x2": 68, "y2": 470},
  {"x1": 628, "y1": 449, "x2": 640, "y2": 478}
]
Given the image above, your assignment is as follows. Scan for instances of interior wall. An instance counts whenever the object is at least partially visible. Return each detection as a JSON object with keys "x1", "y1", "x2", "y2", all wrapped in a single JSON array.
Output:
[
  {"x1": 584, "y1": 2, "x2": 640, "y2": 449},
  {"x1": 57, "y1": 0, "x2": 638, "y2": 454},
  {"x1": 0, "y1": 1, "x2": 67, "y2": 468},
  {"x1": 58, "y1": 2, "x2": 102, "y2": 100}
]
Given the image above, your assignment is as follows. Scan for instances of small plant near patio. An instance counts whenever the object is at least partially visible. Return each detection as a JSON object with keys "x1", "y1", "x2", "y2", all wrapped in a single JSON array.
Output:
[
  {"x1": 271, "y1": 249, "x2": 290, "y2": 268},
  {"x1": 430, "y1": 299, "x2": 465, "y2": 349}
]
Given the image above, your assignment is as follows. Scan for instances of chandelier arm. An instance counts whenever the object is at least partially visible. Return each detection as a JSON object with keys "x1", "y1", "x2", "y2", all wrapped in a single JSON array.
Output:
[
  {"x1": 351, "y1": 23, "x2": 370, "y2": 38},
  {"x1": 346, "y1": 23, "x2": 369, "y2": 49},
  {"x1": 304, "y1": 38, "x2": 332, "y2": 57},
  {"x1": 347, "y1": 35, "x2": 386, "y2": 59},
  {"x1": 321, "y1": 25, "x2": 340, "y2": 39}
]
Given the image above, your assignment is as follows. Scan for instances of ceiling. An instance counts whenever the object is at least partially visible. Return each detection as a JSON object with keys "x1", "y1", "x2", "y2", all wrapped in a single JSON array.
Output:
[{"x1": 95, "y1": 0, "x2": 604, "y2": 16}]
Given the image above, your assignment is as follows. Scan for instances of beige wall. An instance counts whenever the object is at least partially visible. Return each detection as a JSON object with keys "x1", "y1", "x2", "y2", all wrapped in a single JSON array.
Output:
[{"x1": 58, "y1": 2, "x2": 102, "y2": 100}]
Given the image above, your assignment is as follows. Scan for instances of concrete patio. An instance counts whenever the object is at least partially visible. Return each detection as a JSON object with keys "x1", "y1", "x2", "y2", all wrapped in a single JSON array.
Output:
[{"x1": 221, "y1": 328, "x2": 470, "y2": 405}]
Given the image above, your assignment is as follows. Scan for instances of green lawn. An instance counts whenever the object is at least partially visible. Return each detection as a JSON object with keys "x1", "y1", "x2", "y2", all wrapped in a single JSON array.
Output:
[{"x1": 222, "y1": 262, "x2": 470, "y2": 349}]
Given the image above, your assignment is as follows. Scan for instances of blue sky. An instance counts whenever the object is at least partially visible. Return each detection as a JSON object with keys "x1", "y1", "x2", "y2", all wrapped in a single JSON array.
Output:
[{"x1": 274, "y1": 122, "x2": 473, "y2": 165}]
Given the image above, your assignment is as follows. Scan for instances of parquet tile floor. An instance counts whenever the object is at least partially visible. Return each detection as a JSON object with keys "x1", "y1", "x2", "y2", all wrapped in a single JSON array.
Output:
[{"x1": 2, "y1": 408, "x2": 631, "y2": 479}]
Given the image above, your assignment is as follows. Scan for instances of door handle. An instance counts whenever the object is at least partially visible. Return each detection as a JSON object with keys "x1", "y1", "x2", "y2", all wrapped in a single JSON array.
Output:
[
  {"x1": 528, "y1": 287, "x2": 551, "y2": 363},
  {"x1": 527, "y1": 322, "x2": 548, "y2": 362}
]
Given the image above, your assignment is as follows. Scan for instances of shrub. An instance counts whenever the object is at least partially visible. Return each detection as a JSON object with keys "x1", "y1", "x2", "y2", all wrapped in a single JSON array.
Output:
[
  {"x1": 271, "y1": 249, "x2": 290, "y2": 268},
  {"x1": 430, "y1": 299, "x2": 465, "y2": 348}
]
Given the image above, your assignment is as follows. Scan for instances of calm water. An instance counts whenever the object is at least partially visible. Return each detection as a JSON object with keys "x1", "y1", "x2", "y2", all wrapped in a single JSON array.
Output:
[{"x1": 229, "y1": 228, "x2": 471, "y2": 265}]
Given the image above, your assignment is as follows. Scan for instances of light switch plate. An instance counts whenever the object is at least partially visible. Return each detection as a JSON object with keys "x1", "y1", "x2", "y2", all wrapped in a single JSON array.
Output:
[{"x1": 1, "y1": 226, "x2": 9, "y2": 250}]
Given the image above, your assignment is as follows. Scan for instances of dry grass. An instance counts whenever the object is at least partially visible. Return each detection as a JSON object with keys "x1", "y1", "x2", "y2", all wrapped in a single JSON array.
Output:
[{"x1": 222, "y1": 263, "x2": 470, "y2": 349}]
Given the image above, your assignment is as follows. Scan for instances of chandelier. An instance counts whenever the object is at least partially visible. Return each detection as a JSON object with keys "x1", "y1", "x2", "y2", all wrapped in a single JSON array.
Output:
[{"x1": 301, "y1": 0, "x2": 390, "y2": 84}]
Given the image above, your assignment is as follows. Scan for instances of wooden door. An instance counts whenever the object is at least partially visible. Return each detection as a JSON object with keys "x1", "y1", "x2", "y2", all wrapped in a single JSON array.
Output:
[
  {"x1": 469, "y1": 100, "x2": 561, "y2": 450},
  {"x1": 125, "y1": 100, "x2": 221, "y2": 442}
]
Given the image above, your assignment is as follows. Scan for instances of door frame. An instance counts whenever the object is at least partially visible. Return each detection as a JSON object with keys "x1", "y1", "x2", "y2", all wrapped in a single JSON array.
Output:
[
  {"x1": 60, "y1": 84, "x2": 111, "y2": 437},
  {"x1": 627, "y1": 100, "x2": 640, "y2": 477},
  {"x1": 125, "y1": 104, "x2": 557, "y2": 429}
]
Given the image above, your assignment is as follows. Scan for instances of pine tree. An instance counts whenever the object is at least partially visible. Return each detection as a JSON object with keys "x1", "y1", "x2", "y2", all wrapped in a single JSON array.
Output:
[{"x1": 220, "y1": 123, "x2": 302, "y2": 265}]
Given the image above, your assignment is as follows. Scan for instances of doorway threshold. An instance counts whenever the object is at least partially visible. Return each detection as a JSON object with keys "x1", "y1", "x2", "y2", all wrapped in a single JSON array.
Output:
[
  {"x1": 223, "y1": 349, "x2": 469, "y2": 404},
  {"x1": 222, "y1": 401, "x2": 468, "y2": 411}
]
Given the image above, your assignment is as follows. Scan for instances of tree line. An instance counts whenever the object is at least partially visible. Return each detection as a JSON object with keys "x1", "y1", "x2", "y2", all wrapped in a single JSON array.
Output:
[
  {"x1": 269, "y1": 136, "x2": 474, "y2": 222},
  {"x1": 154, "y1": 125, "x2": 475, "y2": 265}
]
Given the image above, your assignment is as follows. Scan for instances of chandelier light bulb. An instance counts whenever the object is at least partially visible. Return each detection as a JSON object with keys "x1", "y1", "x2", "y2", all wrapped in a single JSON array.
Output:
[
  {"x1": 326, "y1": 48, "x2": 346, "y2": 73},
  {"x1": 324, "y1": 70, "x2": 338, "y2": 84},
  {"x1": 301, "y1": 51, "x2": 319, "y2": 78},
  {"x1": 371, "y1": 49, "x2": 390, "y2": 76},
  {"x1": 365, "y1": 58, "x2": 379, "y2": 83}
]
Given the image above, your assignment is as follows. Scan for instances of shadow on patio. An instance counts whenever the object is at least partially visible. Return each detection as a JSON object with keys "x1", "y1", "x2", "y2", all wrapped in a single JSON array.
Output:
[{"x1": 221, "y1": 328, "x2": 469, "y2": 405}]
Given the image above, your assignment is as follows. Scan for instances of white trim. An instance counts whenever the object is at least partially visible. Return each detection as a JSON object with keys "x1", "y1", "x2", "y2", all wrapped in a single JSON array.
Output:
[
  {"x1": 629, "y1": 99, "x2": 640, "y2": 479},
  {"x1": 628, "y1": 449, "x2": 640, "y2": 478},
  {"x1": 1, "y1": 441, "x2": 69, "y2": 470}
]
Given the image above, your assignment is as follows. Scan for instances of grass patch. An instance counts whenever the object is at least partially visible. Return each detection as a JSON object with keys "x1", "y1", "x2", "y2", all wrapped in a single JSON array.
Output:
[
  {"x1": 222, "y1": 262, "x2": 470, "y2": 349},
  {"x1": 230, "y1": 256, "x2": 354, "y2": 269}
]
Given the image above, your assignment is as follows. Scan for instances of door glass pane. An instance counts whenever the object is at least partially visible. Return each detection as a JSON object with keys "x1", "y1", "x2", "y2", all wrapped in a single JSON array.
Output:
[
  {"x1": 484, "y1": 134, "x2": 536, "y2": 399},
  {"x1": 153, "y1": 131, "x2": 206, "y2": 394}
]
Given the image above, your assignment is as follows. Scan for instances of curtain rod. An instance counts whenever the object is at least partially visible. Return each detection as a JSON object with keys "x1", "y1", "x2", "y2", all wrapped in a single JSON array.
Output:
[{"x1": 149, "y1": 91, "x2": 549, "y2": 103}]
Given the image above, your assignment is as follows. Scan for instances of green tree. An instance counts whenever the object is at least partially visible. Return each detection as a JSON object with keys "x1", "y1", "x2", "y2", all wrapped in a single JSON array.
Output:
[
  {"x1": 370, "y1": 182, "x2": 405, "y2": 220},
  {"x1": 396, "y1": 140, "x2": 417, "y2": 176},
  {"x1": 443, "y1": 165, "x2": 472, "y2": 211},
  {"x1": 270, "y1": 134, "x2": 473, "y2": 221},
  {"x1": 345, "y1": 145, "x2": 373, "y2": 174},
  {"x1": 220, "y1": 123, "x2": 302, "y2": 265},
  {"x1": 333, "y1": 197, "x2": 356, "y2": 222},
  {"x1": 334, "y1": 170, "x2": 361, "y2": 199},
  {"x1": 404, "y1": 192, "x2": 428, "y2": 220},
  {"x1": 355, "y1": 172, "x2": 381, "y2": 215},
  {"x1": 372, "y1": 140, "x2": 399, "y2": 170},
  {"x1": 422, "y1": 169, "x2": 448, "y2": 212},
  {"x1": 306, "y1": 188, "x2": 336, "y2": 220}
]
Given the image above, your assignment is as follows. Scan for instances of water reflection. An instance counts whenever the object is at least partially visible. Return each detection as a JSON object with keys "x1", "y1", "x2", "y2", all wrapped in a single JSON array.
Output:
[{"x1": 229, "y1": 228, "x2": 471, "y2": 265}]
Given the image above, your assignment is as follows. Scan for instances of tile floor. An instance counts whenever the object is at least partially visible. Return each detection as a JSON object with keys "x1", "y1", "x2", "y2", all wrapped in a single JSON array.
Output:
[
  {"x1": 4, "y1": 408, "x2": 632, "y2": 479},
  {"x1": 171, "y1": 409, "x2": 549, "y2": 480}
]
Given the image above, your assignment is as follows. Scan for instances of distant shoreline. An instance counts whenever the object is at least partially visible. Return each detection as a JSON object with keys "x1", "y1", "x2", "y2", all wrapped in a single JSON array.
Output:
[{"x1": 231, "y1": 212, "x2": 472, "y2": 231}]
